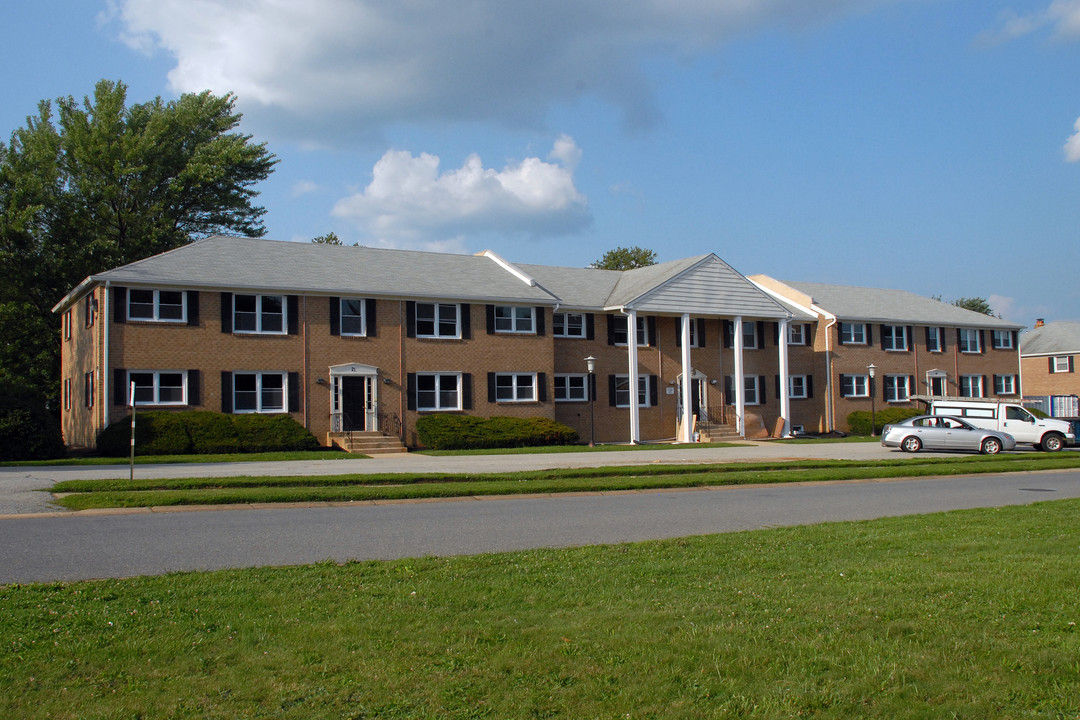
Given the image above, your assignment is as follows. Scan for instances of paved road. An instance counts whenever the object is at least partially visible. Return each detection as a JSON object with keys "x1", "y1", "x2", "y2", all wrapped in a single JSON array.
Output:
[
  {"x1": 0, "y1": 441, "x2": 946, "y2": 516},
  {"x1": 2, "y1": 468, "x2": 1078, "y2": 584}
]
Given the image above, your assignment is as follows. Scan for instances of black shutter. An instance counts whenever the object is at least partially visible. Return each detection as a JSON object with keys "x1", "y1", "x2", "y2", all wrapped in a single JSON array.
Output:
[
  {"x1": 759, "y1": 376, "x2": 767, "y2": 404},
  {"x1": 773, "y1": 322, "x2": 780, "y2": 346},
  {"x1": 113, "y1": 369, "x2": 127, "y2": 405},
  {"x1": 1011, "y1": 330, "x2": 1018, "y2": 349},
  {"x1": 608, "y1": 375, "x2": 617, "y2": 406},
  {"x1": 406, "y1": 301, "x2": 416, "y2": 337},
  {"x1": 187, "y1": 291, "x2": 199, "y2": 326},
  {"x1": 880, "y1": 325, "x2": 887, "y2": 351},
  {"x1": 906, "y1": 326, "x2": 913, "y2": 351},
  {"x1": 329, "y1": 297, "x2": 341, "y2": 336},
  {"x1": 487, "y1": 372, "x2": 497, "y2": 403},
  {"x1": 865, "y1": 324, "x2": 873, "y2": 346},
  {"x1": 756, "y1": 321, "x2": 765, "y2": 348},
  {"x1": 220, "y1": 372, "x2": 233, "y2": 413},
  {"x1": 697, "y1": 318, "x2": 707, "y2": 348},
  {"x1": 939, "y1": 328, "x2": 947, "y2": 352},
  {"x1": 286, "y1": 296, "x2": 298, "y2": 335},
  {"x1": 535, "y1": 307, "x2": 546, "y2": 336},
  {"x1": 221, "y1": 293, "x2": 232, "y2": 333},
  {"x1": 588, "y1": 374, "x2": 596, "y2": 401},
  {"x1": 287, "y1": 372, "x2": 300, "y2": 412},
  {"x1": 607, "y1": 315, "x2": 617, "y2": 345},
  {"x1": 724, "y1": 375, "x2": 734, "y2": 405},
  {"x1": 366, "y1": 299, "x2": 377, "y2": 337},
  {"x1": 1049, "y1": 357, "x2": 1056, "y2": 373},
  {"x1": 406, "y1": 373, "x2": 416, "y2": 410},
  {"x1": 978, "y1": 330, "x2": 986, "y2": 354},
  {"x1": 460, "y1": 304, "x2": 471, "y2": 339},
  {"x1": 649, "y1": 375, "x2": 658, "y2": 407},
  {"x1": 911, "y1": 376, "x2": 917, "y2": 400},
  {"x1": 723, "y1": 320, "x2": 733, "y2": 348},
  {"x1": 586, "y1": 313, "x2": 595, "y2": 340},
  {"x1": 925, "y1": 326, "x2": 933, "y2": 350},
  {"x1": 537, "y1": 373, "x2": 547, "y2": 402},
  {"x1": 647, "y1": 317, "x2": 657, "y2": 347},
  {"x1": 807, "y1": 375, "x2": 814, "y2": 398},
  {"x1": 486, "y1": 305, "x2": 496, "y2": 334},
  {"x1": 113, "y1": 287, "x2": 127, "y2": 323},
  {"x1": 462, "y1": 373, "x2": 473, "y2": 409},
  {"x1": 956, "y1": 328, "x2": 962, "y2": 349},
  {"x1": 1070, "y1": 357, "x2": 1075, "y2": 374},
  {"x1": 187, "y1": 370, "x2": 201, "y2": 406},
  {"x1": 775, "y1": 375, "x2": 781, "y2": 401},
  {"x1": 676, "y1": 318, "x2": 682, "y2": 347},
  {"x1": 839, "y1": 374, "x2": 849, "y2": 397}
]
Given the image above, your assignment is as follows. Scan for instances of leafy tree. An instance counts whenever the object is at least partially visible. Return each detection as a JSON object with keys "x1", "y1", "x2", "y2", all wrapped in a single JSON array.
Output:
[
  {"x1": 0, "y1": 79, "x2": 277, "y2": 403},
  {"x1": 952, "y1": 297, "x2": 995, "y2": 316},
  {"x1": 311, "y1": 232, "x2": 342, "y2": 245},
  {"x1": 589, "y1": 245, "x2": 657, "y2": 270}
]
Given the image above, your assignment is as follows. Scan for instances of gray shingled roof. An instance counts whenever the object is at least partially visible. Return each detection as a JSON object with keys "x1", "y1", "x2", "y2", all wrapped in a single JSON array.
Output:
[
  {"x1": 515, "y1": 263, "x2": 622, "y2": 308},
  {"x1": 784, "y1": 280, "x2": 1023, "y2": 329},
  {"x1": 82, "y1": 236, "x2": 558, "y2": 304},
  {"x1": 1020, "y1": 322, "x2": 1080, "y2": 356}
]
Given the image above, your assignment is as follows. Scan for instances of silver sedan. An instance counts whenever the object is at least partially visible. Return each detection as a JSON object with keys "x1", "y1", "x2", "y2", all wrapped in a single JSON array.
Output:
[{"x1": 881, "y1": 415, "x2": 1016, "y2": 454}]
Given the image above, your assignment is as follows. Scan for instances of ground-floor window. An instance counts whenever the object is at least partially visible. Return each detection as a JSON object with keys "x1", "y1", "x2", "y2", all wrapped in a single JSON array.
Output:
[
  {"x1": 993, "y1": 374, "x2": 1017, "y2": 395},
  {"x1": 493, "y1": 373, "x2": 537, "y2": 402},
  {"x1": 130, "y1": 370, "x2": 187, "y2": 405},
  {"x1": 884, "y1": 375, "x2": 911, "y2": 403},
  {"x1": 554, "y1": 374, "x2": 588, "y2": 402},
  {"x1": 960, "y1": 375, "x2": 985, "y2": 398},
  {"x1": 839, "y1": 374, "x2": 869, "y2": 398},
  {"x1": 234, "y1": 372, "x2": 286, "y2": 413},
  {"x1": 415, "y1": 372, "x2": 462, "y2": 411},
  {"x1": 612, "y1": 375, "x2": 651, "y2": 408}
]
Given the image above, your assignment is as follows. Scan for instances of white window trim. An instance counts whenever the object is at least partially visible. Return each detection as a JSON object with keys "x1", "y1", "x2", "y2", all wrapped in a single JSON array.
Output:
[
  {"x1": 1052, "y1": 356, "x2": 1071, "y2": 373},
  {"x1": 742, "y1": 322, "x2": 761, "y2": 350},
  {"x1": 994, "y1": 374, "x2": 1017, "y2": 395},
  {"x1": 841, "y1": 374, "x2": 869, "y2": 398},
  {"x1": 415, "y1": 372, "x2": 463, "y2": 411},
  {"x1": 233, "y1": 371, "x2": 287, "y2": 413},
  {"x1": 743, "y1": 375, "x2": 764, "y2": 406},
  {"x1": 926, "y1": 326, "x2": 943, "y2": 353},
  {"x1": 554, "y1": 373, "x2": 588, "y2": 402},
  {"x1": 959, "y1": 328, "x2": 981, "y2": 354},
  {"x1": 339, "y1": 298, "x2": 368, "y2": 337},
  {"x1": 63, "y1": 310, "x2": 72, "y2": 340},
  {"x1": 787, "y1": 324, "x2": 808, "y2": 346},
  {"x1": 233, "y1": 294, "x2": 285, "y2": 335},
  {"x1": 494, "y1": 372, "x2": 537, "y2": 403},
  {"x1": 960, "y1": 375, "x2": 985, "y2": 398},
  {"x1": 613, "y1": 316, "x2": 649, "y2": 347},
  {"x1": 882, "y1": 325, "x2": 908, "y2": 352},
  {"x1": 416, "y1": 302, "x2": 461, "y2": 339},
  {"x1": 129, "y1": 289, "x2": 187, "y2": 323},
  {"x1": 494, "y1": 306, "x2": 536, "y2": 334},
  {"x1": 841, "y1": 322, "x2": 867, "y2": 345},
  {"x1": 553, "y1": 312, "x2": 586, "y2": 339},
  {"x1": 130, "y1": 370, "x2": 188, "y2": 406},
  {"x1": 614, "y1": 374, "x2": 651, "y2": 408},
  {"x1": 991, "y1": 330, "x2": 1014, "y2": 350},
  {"x1": 788, "y1": 375, "x2": 809, "y2": 399},
  {"x1": 884, "y1": 374, "x2": 911, "y2": 403}
]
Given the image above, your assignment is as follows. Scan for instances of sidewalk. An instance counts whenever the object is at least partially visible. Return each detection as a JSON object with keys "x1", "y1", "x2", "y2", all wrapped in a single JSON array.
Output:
[{"x1": 0, "y1": 440, "x2": 899, "y2": 516}]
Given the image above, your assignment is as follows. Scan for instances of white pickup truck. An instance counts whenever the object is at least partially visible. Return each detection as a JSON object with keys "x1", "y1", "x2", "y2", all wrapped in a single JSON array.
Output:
[{"x1": 928, "y1": 399, "x2": 1074, "y2": 452}]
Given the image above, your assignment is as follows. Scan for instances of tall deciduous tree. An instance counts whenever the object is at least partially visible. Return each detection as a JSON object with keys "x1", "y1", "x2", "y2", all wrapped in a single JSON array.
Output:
[
  {"x1": 0, "y1": 79, "x2": 277, "y2": 402},
  {"x1": 589, "y1": 245, "x2": 657, "y2": 270}
]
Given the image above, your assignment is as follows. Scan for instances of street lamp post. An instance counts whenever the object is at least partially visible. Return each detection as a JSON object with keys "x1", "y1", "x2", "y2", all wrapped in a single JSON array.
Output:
[
  {"x1": 585, "y1": 356, "x2": 597, "y2": 447},
  {"x1": 867, "y1": 363, "x2": 877, "y2": 436}
]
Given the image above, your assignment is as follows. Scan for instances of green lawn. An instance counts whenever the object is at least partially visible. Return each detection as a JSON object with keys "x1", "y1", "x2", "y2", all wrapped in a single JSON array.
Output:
[
  {"x1": 417, "y1": 441, "x2": 746, "y2": 456},
  {"x1": 50, "y1": 453, "x2": 1080, "y2": 510},
  {"x1": 0, "y1": 449, "x2": 356, "y2": 467},
  {"x1": 2, "y1": 499, "x2": 1078, "y2": 718}
]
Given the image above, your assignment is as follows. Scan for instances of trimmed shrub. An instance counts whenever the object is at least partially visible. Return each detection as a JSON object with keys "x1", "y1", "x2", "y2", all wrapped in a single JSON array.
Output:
[
  {"x1": 97, "y1": 411, "x2": 318, "y2": 456},
  {"x1": 0, "y1": 382, "x2": 66, "y2": 460},
  {"x1": 846, "y1": 407, "x2": 923, "y2": 435},
  {"x1": 416, "y1": 414, "x2": 578, "y2": 450}
]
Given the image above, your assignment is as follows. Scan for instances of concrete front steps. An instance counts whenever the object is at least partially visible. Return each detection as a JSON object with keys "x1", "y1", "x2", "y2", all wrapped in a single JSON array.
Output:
[
  {"x1": 696, "y1": 421, "x2": 742, "y2": 443},
  {"x1": 329, "y1": 431, "x2": 407, "y2": 455}
]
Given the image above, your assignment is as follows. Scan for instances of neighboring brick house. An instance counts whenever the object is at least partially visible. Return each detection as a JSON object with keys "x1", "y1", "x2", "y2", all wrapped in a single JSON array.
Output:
[
  {"x1": 1019, "y1": 321, "x2": 1080, "y2": 398},
  {"x1": 54, "y1": 236, "x2": 802, "y2": 450},
  {"x1": 749, "y1": 276, "x2": 1024, "y2": 432}
]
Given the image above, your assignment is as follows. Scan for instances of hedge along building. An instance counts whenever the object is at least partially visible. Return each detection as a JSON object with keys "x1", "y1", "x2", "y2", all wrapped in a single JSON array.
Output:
[{"x1": 53, "y1": 235, "x2": 801, "y2": 450}]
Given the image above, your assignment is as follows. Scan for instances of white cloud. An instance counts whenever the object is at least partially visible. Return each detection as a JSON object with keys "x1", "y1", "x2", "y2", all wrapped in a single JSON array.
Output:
[
  {"x1": 982, "y1": 1, "x2": 1080, "y2": 43},
  {"x1": 290, "y1": 180, "x2": 321, "y2": 198},
  {"x1": 331, "y1": 138, "x2": 590, "y2": 248},
  {"x1": 105, "y1": 0, "x2": 875, "y2": 142},
  {"x1": 1065, "y1": 117, "x2": 1080, "y2": 162}
]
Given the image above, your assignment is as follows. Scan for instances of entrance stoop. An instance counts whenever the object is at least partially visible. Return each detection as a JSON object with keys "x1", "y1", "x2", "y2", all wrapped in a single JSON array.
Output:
[{"x1": 328, "y1": 431, "x2": 408, "y2": 455}]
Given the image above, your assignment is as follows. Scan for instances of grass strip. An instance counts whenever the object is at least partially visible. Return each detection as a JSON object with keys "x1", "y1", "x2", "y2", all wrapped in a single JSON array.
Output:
[
  {"x1": 1, "y1": 449, "x2": 356, "y2": 467},
  {"x1": 2, "y1": 500, "x2": 1078, "y2": 718},
  {"x1": 51, "y1": 454, "x2": 1080, "y2": 510},
  {"x1": 417, "y1": 441, "x2": 747, "y2": 455}
]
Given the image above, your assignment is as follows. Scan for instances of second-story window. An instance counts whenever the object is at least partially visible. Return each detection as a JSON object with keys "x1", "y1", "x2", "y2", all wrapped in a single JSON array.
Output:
[
  {"x1": 926, "y1": 326, "x2": 944, "y2": 352},
  {"x1": 840, "y1": 322, "x2": 867, "y2": 345},
  {"x1": 494, "y1": 306, "x2": 534, "y2": 334},
  {"x1": 959, "y1": 328, "x2": 982, "y2": 354},
  {"x1": 234, "y1": 294, "x2": 284, "y2": 334},
  {"x1": 554, "y1": 312, "x2": 586, "y2": 338},
  {"x1": 991, "y1": 330, "x2": 1014, "y2": 350},
  {"x1": 416, "y1": 302, "x2": 460, "y2": 338},
  {"x1": 129, "y1": 289, "x2": 186, "y2": 323},
  {"x1": 882, "y1": 325, "x2": 908, "y2": 351}
]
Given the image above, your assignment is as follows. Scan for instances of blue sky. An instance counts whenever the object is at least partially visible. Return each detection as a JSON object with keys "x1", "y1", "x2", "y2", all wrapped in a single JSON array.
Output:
[{"x1": 5, "y1": 0, "x2": 1080, "y2": 325}]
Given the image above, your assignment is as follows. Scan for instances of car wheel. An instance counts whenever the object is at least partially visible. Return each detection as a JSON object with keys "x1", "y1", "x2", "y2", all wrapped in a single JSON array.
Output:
[
  {"x1": 1041, "y1": 433, "x2": 1064, "y2": 452},
  {"x1": 981, "y1": 437, "x2": 1001, "y2": 455},
  {"x1": 901, "y1": 436, "x2": 922, "y2": 453}
]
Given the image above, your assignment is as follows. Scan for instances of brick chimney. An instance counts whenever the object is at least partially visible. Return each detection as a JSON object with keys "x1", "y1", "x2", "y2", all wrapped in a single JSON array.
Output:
[{"x1": 1035, "y1": 318, "x2": 1045, "y2": 328}]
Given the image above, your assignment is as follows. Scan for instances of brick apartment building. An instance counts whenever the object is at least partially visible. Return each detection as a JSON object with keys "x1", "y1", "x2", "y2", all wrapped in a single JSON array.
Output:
[
  {"x1": 1020, "y1": 321, "x2": 1080, "y2": 398},
  {"x1": 53, "y1": 235, "x2": 1024, "y2": 450}
]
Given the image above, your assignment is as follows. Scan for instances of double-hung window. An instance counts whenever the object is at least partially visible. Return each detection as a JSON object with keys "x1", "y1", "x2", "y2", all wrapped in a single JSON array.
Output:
[
  {"x1": 840, "y1": 374, "x2": 869, "y2": 398},
  {"x1": 85, "y1": 295, "x2": 97, "y2": 327},
  {"x1": 339, "y1": 298, "x2": 367, "y2": 336},
  {"x1": 611, "y1": 316, "x2": 649, "y2": 346},
  {"x1": 63, "y1": 310, "x2": 72, "y2": 341},
  {"x1": 130, "y1": 371, "x2": 187, "y2": 405},
  {"x1": 960, "y1": 375, "x2": 985, "y2": 398},
  {"x1": 993, "y1": 374, "x2": 1017, "y2": 395},
  {"x1": 788, "y1": 375, "x2": 809, "y2": 399},
  {"x1": 64, "y1": 379, "x2": 72, "y2": 411},
  {"x1": 788, "y1": 324, "x2": 808, "y2": 345},
  {"x1": 884, "y1": 375, "x2": 911, "y2": 403},
  {"x1": 742, "y1": 375, "x2": 764, "y2": 405},
  {"x1": 415, "y1": 373, "x2": 462, "y2": 411},
  {"x1": 553, "y1": 312, "x2": 586, "y2": 338},
  {"x1": 840, "y1": 322, "x2": 867, "y2": 345},
  {"x1": 613, "y1": 375, "x2": 651, "y2": 407},
  {"x1": 554, "y1": 374, "x2": 588, "y2": 402},
  {"x1": 1051, "y1": 356, "x2": 1073, "y2": 373},
  {"x1": 959, "y1": 328, "x2": 981, "y2": 354},
  {"x1": 882, "y1": 325, "x2": 908, "y2": 351},
  {"x1": 84, "y1": 372, "x2": 94, "y2": 408},
  {"x1": 494, "y1": 373, "x2": 536, "y2": 402},
  {"x1": 233, "y1": 372, "x2": 286, "y2": 413},
  {"x1": 926, "y1": 326, "x2": 943, "y2": 352},
  {"x1": 992, "y1": 330, "x2": 1014, "y2": 350},
  {"x1": 234, "y1": 294, "x2": 284, "y2": 334},
  {"x1": 129, "y1": 289, "x2": 186, "y2": 322},
  {"x1": 416, "y1": 303, "x2": 461, "y2": 338},
  {"x1": 494, "y1": 306, "x2": 534, "y2": 334},
  {"x1": 741, "y1": 322, "x2": 760, "y2": 350}
]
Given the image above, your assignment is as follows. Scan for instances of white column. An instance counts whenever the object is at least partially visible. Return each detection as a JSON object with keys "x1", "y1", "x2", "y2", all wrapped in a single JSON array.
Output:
[
  {"x1": 626, "y1": 309, "x2": 640, "y2": 443},
  {"x1": 679, "y1": 313, "x2": 693, "y2": 443},
  {"x1": 734, "y1": 316, "x2": 745, "y2": 436},
  {"x1": 778, "y1": 318, "x2": 791, "y2": 437}
]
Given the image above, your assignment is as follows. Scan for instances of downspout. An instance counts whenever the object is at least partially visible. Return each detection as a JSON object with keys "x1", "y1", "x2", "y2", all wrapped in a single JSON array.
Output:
[
  {"x1": 102, "y1": 281, "x2": 111, "y2": 432},
  {"x1": 302, "y1": 296, "x2": 309, "y2": 429},
  {"x1": 823, "y1": 315, "x2": 836, "y2": 432}
]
